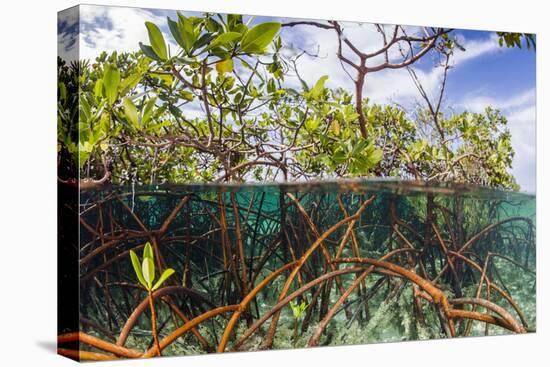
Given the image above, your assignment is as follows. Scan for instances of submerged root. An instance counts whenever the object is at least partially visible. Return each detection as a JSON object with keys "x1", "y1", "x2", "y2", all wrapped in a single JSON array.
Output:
[{"x1": 64, "y1": 189, "x2": 535, "y2": 359}]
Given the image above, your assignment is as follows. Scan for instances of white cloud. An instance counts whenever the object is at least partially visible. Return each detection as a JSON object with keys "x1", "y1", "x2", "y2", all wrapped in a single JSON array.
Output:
[
  {"x1": 365, "y1": 66, "x2": 445, "y2": 105},
  {"x1": 78, "y1": 5, "x2": 176, "y2": 60},
  {"x1": 452, "y1": 33, "x2": 503, "y2": 65},
  {"x1": 508, "y1": 103, "x2": 536, "y2": 156},
  {"x1": 460, "y1": 88, "x2": 535, "y2": 114},
  {"x1": 58, "y1": 7, "x2": 79, "y2": 62},
  {"x1": 508, "y1": 104, "x2": 536, "y2": 193}
]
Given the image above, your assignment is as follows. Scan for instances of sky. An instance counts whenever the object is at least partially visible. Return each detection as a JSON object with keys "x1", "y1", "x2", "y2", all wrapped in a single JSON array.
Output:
[{"x1": 58, "y1": 5, "x2": 537, "y2": 193}]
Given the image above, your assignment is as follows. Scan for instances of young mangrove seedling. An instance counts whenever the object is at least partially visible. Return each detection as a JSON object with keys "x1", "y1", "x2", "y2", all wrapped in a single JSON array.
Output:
[
  {"x1": 129, "y1": 242, "x2": 175, "y2": 357},
  {"x1": 289, "y1": 300, "x2": 308, "y2": 346}
]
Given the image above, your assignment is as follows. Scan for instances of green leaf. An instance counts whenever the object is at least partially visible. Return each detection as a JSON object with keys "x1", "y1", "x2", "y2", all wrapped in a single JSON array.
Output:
[
  {"x1": 153, "y1": 73, "x2": 174, "y2": 87},
  {"x1": 177, "y1": 14, "x2": 196, "y2": 54},
  {"x1": 305, "y1": 117, "x2": 320, "y2": 132},
  {"x1": 142, "y1": 97, "x2": 157, "y2": 125},
  {"x1": 289, "y1": 300, "x2": 307, "y2": 319},
  {"x1": 120, "y1": 73, "x2": 143, "y2": 96},
  {"x1": 93, "y1": 79, "x2": 103, "y2": 100},
  {"x1": 179, "y1": 90, "x2": 194, "y2": 102},
  {"x1": 77, "y1": 150, "x2": 91, "y2": 167},
  {"x1": 167, "y1": 16, "x2": 186, "y2": 50},
  {"x1": 99, "y1": 112, "x2": 110, "y2": 135},
  {"x1": 308, "y1": 75, "x2": 328, "y2": 100},
  {"x1": 332, "y1": 150, "x2": 347, "y2": 164},
  {"x1": 145, "y1": 21, "x2": 168, "y2": 60},
  {"x1": 139, "y1": 42, "x2": 161, "y2": 61},
  {"x1": 58, "y1": 82, "x2": 67, "y2": 101},
  {"x1": 80, "y1": 96, "x2": 91, "y2": 122},
  {"x1": 194, "y1": 33, "x2": 215, "y2": 50},
  {"x1": 216, "y1": 58, "x2": 234, "y2": 74},
  {"x1": 152, "y1": 268, "x2": 175, "y2": 291},
  {"x1": 369, "y1": 149, "x2": 383, "y2": 166},
  {"x1": 331, "y1": 119, "x2": 340, "y2": 135},
  {"x1": 130, "y1": 250, "x2": 148, "y2": 289},
  {"x1": 103, "y1": 64, "x2": 120, "y2": 106},
  {"x1": 205, "y1": 17, "x2": 221, "y2": 32},
  {"x1": 240, "y1": 22, "x2": 281, "y2": 53},
  {"x1": 123, "y1": 97, "x2": 139, "y2": 128},
  {"x1": 143, "y1": 242, "x2": 154, "y2": 261},
  {"x1": 142, "y1": 257, "x2": 155, "y2": 289},
  {"x1": 227, "y1": 14, "x2": 243, "y2": 30},
  {"x1": 209, "y1": 31, "x2": 242, "y2": 50}
]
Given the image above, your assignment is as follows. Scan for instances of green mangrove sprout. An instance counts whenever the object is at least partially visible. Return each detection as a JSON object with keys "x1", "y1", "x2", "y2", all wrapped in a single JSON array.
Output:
[
  {"x1": 290, "y1": 300, "x2": 308, "y2": 346},
  {"x1": 129, "y1": 242, "x2": 175, "y2": 356}
]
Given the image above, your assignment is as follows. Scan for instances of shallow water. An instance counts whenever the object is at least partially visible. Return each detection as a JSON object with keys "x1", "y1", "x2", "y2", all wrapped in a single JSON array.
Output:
[{"x1": 59, "y1": 180, "x2": 536, "y2": 358}]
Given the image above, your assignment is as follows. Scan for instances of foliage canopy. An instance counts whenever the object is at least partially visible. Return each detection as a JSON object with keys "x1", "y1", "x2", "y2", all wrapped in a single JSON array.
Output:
[{"x1": 57, "y1": 12, "x2": 534, "y2": 190}]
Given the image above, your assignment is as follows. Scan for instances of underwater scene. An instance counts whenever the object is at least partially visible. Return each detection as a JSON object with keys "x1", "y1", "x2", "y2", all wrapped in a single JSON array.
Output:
[
  {"x1": 58, "y1": 180, "x2": 535, "y2": 360},
  {"x1": 57, "y1": 4, "x2": 536, "y2": 361}
]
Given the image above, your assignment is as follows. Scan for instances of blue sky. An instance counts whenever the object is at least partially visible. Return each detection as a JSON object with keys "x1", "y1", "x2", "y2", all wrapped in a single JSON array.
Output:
[{"x1": 58, "y1": 5, "x2": 536, "y2": 192}]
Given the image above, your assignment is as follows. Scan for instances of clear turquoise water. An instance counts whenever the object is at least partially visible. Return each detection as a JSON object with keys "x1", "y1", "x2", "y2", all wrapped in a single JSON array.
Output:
[{"x1": 72, "y1": 180, "x2": 535, "y2": 356}]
